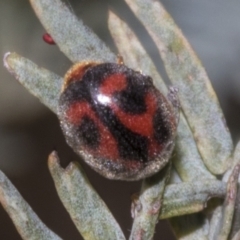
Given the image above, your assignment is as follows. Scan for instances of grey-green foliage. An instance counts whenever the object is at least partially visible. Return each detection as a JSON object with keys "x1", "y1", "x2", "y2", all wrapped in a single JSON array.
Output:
[{"x1": 2, "y1": 0, "x2": 240, "y2": 240}]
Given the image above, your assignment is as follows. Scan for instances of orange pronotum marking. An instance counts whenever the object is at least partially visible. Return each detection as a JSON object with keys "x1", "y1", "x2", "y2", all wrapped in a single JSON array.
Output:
[{"x1": 63, "y1": 62, "x2": 98, "y2": 90}]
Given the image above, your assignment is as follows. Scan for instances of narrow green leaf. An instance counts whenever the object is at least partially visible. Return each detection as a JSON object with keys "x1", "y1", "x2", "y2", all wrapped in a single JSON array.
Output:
[
  {"x1": 108, "y1": 10, "x2": 214, "y2": 182},
  {"x1": 30, "y1": 0, "x2": 116, "y2": 63},
  {"x1": 232, "y1": 140, "x2": 240, "y2": 166},
  {"x1": 125, "y1": 0, "x2": 233, "y2": 174},
  {"x1": 169, "y1": 213, "x2": 209, "y2": 240},
  {"x1": 129, "y1": 164, "x2": 171, "y2": 240},
  {"x1": 48, "y1": 151, "x2": 126, "y2": 240},
  {"x1": 3, "y1": 52, "x2": 62, "y2": 114},
  {"x1": 216, "y1": 141, "x2": 240, "y2": 240},
  {"x1": 0, "y1": 170, "x2": 62, "y2": 240},
  {"x1": 228, "y1": 141, "x2": 240, "y2": 239},
  {"x1": 209, "y1": 205, "x2": 223, "y2": 240},
  {"x1": 173, "y1": 116, "x2": 215, "y2": 181},
  {"x1": 161, "y1": 180, "x2": 226, "y2": 219},
  {"x1": 212, "y1": 165, "x2": 240, "y2": 240}
]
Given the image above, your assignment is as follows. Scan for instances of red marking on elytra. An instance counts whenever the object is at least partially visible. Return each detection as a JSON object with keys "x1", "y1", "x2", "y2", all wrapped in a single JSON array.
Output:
[
  {"x1": 112, "y1": 93, "x2": 163, "y2": 158},
  {"x1": 42, "y1": 33, "x2": 56, "y2": 45},
  {"x1": 66, "y1": 102, "x2": 119, "y2": 161},
  {"x1": 100, "y1": 73, "x2": 127, "y2": 95},
  {"x1": 66, "y1": 101, "x2": 92, "y2": 125},
  {"x1": 114, "y1": 93, "x2": 157, "y2": 137},
  {"x1": 99, "y1": 74, "x2": 156, "y2": 136}
]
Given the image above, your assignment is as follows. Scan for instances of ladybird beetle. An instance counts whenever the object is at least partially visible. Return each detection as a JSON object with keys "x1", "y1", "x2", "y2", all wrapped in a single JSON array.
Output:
[{"x1": 58, "y1": 62, "x2": 179, "y2": 181}]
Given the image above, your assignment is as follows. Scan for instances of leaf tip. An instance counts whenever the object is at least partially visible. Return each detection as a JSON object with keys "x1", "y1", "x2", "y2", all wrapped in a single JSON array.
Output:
[
  {"x1": 0, "y1": 169, "x2": 6, "y2": 185},
  {"x1": 3, "y1": 52, "x2": 12, "y2": 72},
  {"x1": 48, "y1": 150, "x2": 60, "y2": 168}
]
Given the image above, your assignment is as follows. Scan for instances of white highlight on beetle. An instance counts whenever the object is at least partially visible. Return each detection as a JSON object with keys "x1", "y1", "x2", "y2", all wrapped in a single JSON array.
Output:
[{"x1": 97, "y1": 94, "x2": 111, "y2": 105}]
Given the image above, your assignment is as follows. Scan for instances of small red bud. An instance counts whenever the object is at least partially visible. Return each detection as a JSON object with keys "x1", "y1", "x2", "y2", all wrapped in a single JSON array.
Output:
[{"x1": 42, "y1": 33, "x2": 55, "y2": 45}]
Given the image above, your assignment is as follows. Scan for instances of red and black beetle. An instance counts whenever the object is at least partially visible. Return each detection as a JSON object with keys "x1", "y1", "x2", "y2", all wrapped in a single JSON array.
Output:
[{"x1": 58, "y1": 62, "x2": 178, "y2": 181}]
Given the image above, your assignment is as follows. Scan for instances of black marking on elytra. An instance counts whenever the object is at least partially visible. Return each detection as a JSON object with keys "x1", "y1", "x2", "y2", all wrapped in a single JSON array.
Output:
[
  {"x1": 60, "y1": 80, "x2": 92, "y2": 106},
  {"x1": 153, "y1": 108, "x2": 171, "y2": 144},
  {"x1": 77, "y1": 115, "x2": 100, "y2": 149},
  {"x1": 113, "y1": 74, "x2": 152, "y2": 114}
]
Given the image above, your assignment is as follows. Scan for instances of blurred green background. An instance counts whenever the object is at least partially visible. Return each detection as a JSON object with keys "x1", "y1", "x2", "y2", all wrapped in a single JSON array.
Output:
[{"x1": 1, "y1": 0, "x2": 240, "y2": 239}]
